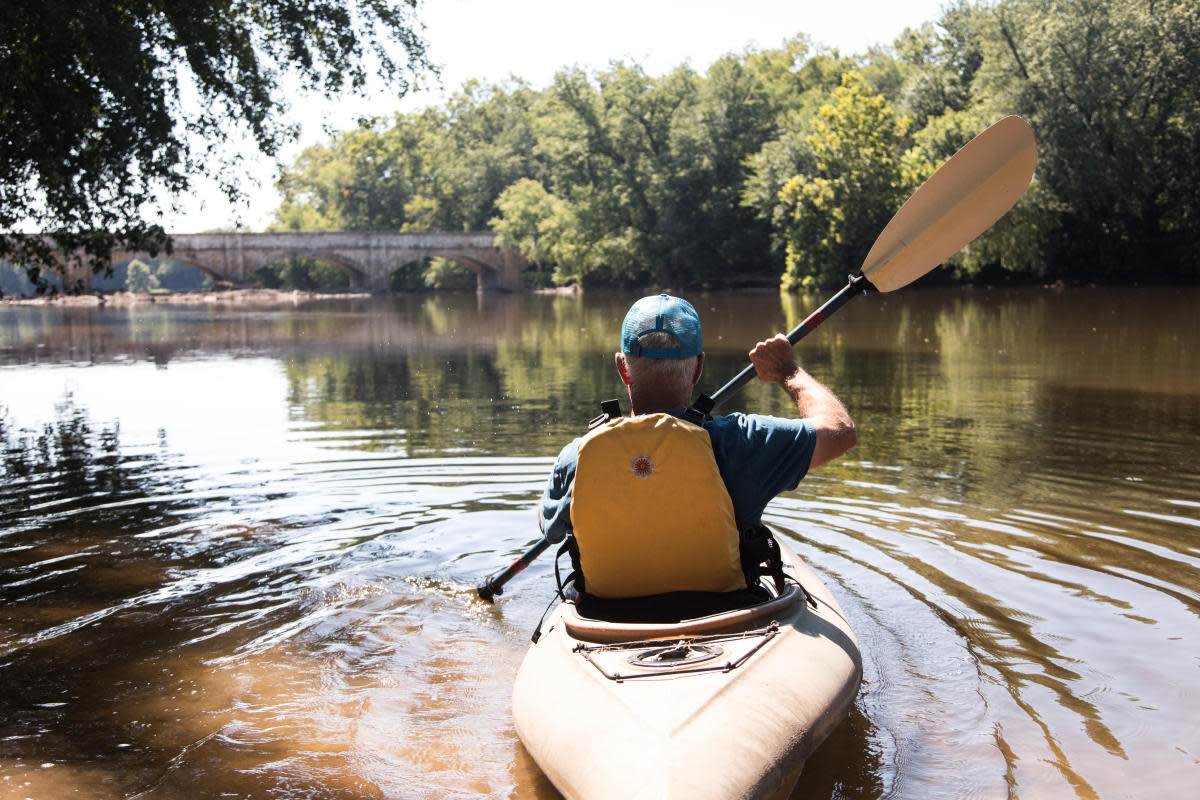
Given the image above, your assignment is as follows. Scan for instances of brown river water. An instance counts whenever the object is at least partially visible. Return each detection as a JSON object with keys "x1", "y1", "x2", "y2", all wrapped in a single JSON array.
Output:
[{"x1": 0, "y1": 286, "x2": 1197, "y2": 799}]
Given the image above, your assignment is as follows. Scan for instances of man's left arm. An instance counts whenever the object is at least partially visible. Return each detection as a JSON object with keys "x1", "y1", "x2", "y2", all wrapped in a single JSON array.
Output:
[{"x1": 539, "y1": 440, "x2": 578, "y2": 543}]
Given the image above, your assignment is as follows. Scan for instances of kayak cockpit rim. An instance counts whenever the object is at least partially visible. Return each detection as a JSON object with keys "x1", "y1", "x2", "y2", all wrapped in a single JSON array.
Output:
[{"x1": 561, "y1": 581, "x2": 805, "y2": 645}]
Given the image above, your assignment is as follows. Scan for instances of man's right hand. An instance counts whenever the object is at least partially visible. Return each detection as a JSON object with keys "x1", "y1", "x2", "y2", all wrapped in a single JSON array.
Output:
[
  {"x1": 748, "y1": 334, "x2": 801, "y2": 384},
  {"x1": 750, "y1": 333, "x2": 856, "y2": 468}
]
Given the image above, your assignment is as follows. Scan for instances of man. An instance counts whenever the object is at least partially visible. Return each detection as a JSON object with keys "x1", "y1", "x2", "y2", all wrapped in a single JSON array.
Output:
[{"x1": 539, "y1": 294, "x2": 855, "y2": 614}]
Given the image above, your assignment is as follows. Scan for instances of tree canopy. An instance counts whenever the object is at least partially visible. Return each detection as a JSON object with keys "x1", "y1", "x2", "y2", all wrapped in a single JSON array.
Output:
[
  {"x1": 273, "y1": 0, "x2": 1198, "y2": 290},
  {"x1": 6, "y1": 0, "x2": 1197, "y2": 293},
  {"x1": 0, "y1": 0, "x2": 430, "y2": 284}
]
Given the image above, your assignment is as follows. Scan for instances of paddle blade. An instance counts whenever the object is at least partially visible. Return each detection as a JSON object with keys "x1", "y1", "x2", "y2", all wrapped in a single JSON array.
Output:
[{"x1": 861, "y1": 115, "x2": 1037, "y2": 292}]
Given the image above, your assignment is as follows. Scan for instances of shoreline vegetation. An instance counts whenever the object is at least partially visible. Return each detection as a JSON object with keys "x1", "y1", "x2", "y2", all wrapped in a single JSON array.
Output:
[
  {"x1": 1, "y1": 276, "x2": 1114, "y2": 309},
  {"x1": 0, "y1": 288, "x2": 373, "y2": 307},
  {"x1": 258, "y1": 0, "x2": 1198, "y2": 291},
  {"x1": 4, "y1": 2, "x2": 1195, "y2": 295}
]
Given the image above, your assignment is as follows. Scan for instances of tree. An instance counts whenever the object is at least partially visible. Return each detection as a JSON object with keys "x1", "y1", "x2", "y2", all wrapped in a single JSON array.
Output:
[
  {"x1": 894, "y1": 2, "x2": 989, "y2": 130},
  {"x1": 424, "y1": 80, "x2": 544, "y2": 231},
  {"x1": 273, "y1": 80, "x2": 543, "y2": 236},
  {"x1": 741, "y1": 46, "x2": 864, "y2": 253},
  {"x1": 492, "y1": 179, "x2": 566, "y2": 270},
  {"x1": 125, "y1": 260, "x2": 161, "y2": 294},
  {"x1": 776, "y1": 73, "x2": 928, "y2": 289},
  {"x1": 273, "y1": 118, "x2": 426, "y2": 232},
  {"x1": 986, "y1": 0, "x2": 1200, "y2": 278},
  {"x1": 1, "y1": 0, "x2": 430, "y2": 285},
  {"x1": 664, "y1": 54, "x2": 778, "y2": 276},
  {"x1": 528, "y1": 63, "x2": 701, "y2": 285}
]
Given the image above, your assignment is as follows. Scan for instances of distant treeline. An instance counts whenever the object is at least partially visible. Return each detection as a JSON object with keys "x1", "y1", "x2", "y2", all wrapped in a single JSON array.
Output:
[
  {"x1": 0, "y1": 260, "x2": 216, "y2": 297},
  {"x1": 0, "y1": 256, "x2": 479, "y2": 297},
  {"x1": 273, "y1": 0, "x2": 1199, "y2": 290},
  {"x1": 0, "y1": 260, "x2": 212, "y2": 297}
]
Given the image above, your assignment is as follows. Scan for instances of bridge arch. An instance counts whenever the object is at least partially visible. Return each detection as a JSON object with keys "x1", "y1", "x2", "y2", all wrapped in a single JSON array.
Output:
[{"x1": 248, "y1": 251, "x2": 367, "y2": 289}]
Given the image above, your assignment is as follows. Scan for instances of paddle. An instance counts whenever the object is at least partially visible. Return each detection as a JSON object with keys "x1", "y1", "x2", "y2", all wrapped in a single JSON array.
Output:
[
  {"x1": 704, "y1": 114, "x2": 1037, "y2": 413},
  {"x1": 476, "y1": 115, "x2": 1037, "y2": 603}
]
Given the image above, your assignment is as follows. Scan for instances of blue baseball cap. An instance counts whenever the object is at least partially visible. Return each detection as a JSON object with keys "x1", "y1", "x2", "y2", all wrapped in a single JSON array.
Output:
[{"x1": 620, "y1": 294, "x2": 703, "y2": 359}]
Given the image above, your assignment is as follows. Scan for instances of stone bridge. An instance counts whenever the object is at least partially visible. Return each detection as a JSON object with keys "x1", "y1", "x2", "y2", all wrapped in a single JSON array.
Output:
[{"x1": 74, "y1": 231, "x2": 530, "y2": 292}]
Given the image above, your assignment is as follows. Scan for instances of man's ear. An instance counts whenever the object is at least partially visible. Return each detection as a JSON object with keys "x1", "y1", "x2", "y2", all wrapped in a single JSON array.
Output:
[
  {"x1": 691, "y1": 353, "x2": 705, "y2": 386},
  {"x1": 615, "y1": 352, "x2": 631, "y2": 385}
]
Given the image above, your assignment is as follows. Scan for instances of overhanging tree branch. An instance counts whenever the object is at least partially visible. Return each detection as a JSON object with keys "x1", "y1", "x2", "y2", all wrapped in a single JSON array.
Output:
[{"x1": 0, "y1": 0, "x2": 432, "y2": 285}]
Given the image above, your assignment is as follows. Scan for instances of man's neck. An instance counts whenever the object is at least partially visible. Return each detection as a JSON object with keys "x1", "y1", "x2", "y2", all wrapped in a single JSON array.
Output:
[{"x1": 628, "y1": 388, "x2": 691, "y2": 416}]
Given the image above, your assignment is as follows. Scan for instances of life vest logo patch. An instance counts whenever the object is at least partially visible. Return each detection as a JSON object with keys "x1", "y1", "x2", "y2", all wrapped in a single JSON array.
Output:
[{"x1": 631, "y1": 455, "x2": 654, "y2": 478}]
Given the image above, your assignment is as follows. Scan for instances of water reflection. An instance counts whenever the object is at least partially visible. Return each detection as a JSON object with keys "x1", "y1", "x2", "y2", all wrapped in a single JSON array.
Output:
[
  {"x1": 1, "y1": 391, "x2": 555, "y2": 798},
  {"x1": 1, "y1": 286, "x2": 1198, "y2": 799}
]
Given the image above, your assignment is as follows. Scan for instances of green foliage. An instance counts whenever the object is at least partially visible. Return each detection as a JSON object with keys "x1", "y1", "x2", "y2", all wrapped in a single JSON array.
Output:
[
  {"x1": 251, "y1": 259, "x2": 351, "y2": 291},
  {"x1": 533, "y1": 63, "x2": 701, "y2": 284},
  {"x1": 422, "y1": 258, "x2": 477, "y2": 291},
  {"x1": 16, "y1": 0, "x2": 1174, "y2": 292},
  {"x1": 491, "y1": 179, "x2": 574, "y2": 274},
  {"x1": 983, "y1": 0, "x2": 1200, "y2": 278},
  {"x1": 273, "y1": 122, "x2": 420, "y2": 232},
  {"x1": 125, "y1": 260, "x2": 162, "y2": 294},
  {"x1": 1, "y1": 0, "x2": 430, "y2": 278},
  {"x1": 89, "y1": 259, "x2": 213, "y2": 293},
  {"x1": 894, "y1": 2, "x2": 989, "y2": 130},
  {"x1": 491, "y1": 60, "x2": 783, "y2": 285},
  {"x1": 273, "y1": 80, "x2": 543, "y2": 235},
  {"x1": 741, "y1": 46, "x2": 890, "y2": 256},
  {"x1": 267, "y1": 5, "x2": 1198, "y2": 289},
  {"x1": 776, "y1": 74, "x2": 929, "y2": 289}
]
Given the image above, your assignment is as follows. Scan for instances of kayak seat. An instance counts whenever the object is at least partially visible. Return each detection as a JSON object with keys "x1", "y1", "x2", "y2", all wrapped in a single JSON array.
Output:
[
  {"x1": 574, "y1": 585, "x2": 772, "y2": 624},
  {"x1": 555, "y1": 526, "x2": 788, "y2": 624}
]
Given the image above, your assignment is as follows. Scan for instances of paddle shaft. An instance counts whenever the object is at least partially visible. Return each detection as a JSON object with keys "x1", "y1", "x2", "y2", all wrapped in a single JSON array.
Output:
[
  {"x1": 707, "y1": 273, "x2": 873, "y2": 414},
  {"x1": 477, "y1": 535, "x2": 554, "y2": 602}
]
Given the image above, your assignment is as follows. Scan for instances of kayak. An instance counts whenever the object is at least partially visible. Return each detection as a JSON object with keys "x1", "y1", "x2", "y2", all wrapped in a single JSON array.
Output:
[{"x1": 512, "y1": 533, "x2": 862, "y2": 800}]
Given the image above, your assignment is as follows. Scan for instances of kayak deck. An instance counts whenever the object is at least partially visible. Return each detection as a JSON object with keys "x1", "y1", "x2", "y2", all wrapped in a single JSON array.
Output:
[{"x1": 512, "y1": 538, "x2": 862, "y2": 800}]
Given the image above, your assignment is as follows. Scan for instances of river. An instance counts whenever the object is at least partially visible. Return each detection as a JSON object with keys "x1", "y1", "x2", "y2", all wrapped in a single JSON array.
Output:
[{"x1": 1, "y1": 286, "x2": 1197, "y2": 799}]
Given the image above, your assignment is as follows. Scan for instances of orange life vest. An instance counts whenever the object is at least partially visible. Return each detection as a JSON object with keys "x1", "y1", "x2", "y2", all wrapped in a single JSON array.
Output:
[{"x1": 569, "y1": 413, "x2": 745, "y2": 598}]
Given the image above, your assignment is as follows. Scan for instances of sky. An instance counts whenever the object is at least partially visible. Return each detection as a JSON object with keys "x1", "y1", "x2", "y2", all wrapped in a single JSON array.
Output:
[{"x1": 163, "y1": 0, "x2": 948, "y2": 232}]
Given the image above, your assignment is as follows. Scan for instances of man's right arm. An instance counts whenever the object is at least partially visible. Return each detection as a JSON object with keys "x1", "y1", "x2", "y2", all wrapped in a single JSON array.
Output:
[{"x1": 749, "y1": 334, "x2": 857, "y2": 469}]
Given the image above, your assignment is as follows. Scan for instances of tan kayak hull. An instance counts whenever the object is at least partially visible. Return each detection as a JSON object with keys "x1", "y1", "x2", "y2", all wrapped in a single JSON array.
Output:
[{"x1": 512, "y1": 538, "x2": 862, "y2": 800}]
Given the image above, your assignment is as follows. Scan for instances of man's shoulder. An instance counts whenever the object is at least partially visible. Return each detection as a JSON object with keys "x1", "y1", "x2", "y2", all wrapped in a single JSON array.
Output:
[{"x1": 704, "y1": 412, "x2": 811, "y2": 438}]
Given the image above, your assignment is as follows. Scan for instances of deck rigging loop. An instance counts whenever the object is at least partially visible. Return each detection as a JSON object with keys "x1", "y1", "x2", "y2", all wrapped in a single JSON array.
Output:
[{"x1": 572, "y1": 622, "x2": 781, "y2": 682}]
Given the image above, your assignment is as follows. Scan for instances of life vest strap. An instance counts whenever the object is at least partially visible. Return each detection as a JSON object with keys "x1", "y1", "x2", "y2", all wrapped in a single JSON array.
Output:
[
  {"x1": 739, "y1": 525, "x2": 787, "y2": 594},
  {"x1": 682, "y1": 393, "x2": 715, "y2": 424},
  {"x1": 587, "y1": 398, "x2": 623, "y2": 430},
  {"x1": 589, "y1": 395, "x2": 713, "y2": 429}
]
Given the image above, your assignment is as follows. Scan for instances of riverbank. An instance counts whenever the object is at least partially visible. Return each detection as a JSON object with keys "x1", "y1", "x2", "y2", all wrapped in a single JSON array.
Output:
[
  {"x1": 0, "y1": 288, "x2": 375, "y2": 307},
  {"x1": 1, "y1": 283, "x2": 593, "y2": 307}
]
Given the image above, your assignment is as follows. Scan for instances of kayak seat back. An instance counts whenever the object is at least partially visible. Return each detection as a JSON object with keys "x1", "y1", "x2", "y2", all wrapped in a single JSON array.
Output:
[
  {"x1": 563, "y1": 582, "x2": 803, "y2": 644},
  {"x1": 573, "y1": 585, "x2": 771, "y2": 624}
]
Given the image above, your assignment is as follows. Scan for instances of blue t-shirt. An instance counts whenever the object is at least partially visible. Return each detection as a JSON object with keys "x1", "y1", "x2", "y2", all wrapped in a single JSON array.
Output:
[{"x1": 539, "y1": 412, "x2": 816, "y2": 543}]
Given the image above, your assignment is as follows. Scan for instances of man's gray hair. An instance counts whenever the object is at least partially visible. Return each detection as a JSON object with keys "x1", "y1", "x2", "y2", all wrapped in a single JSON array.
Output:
[{"x1": 621, "y1": 332, "x2": 699, "y2": 393}]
